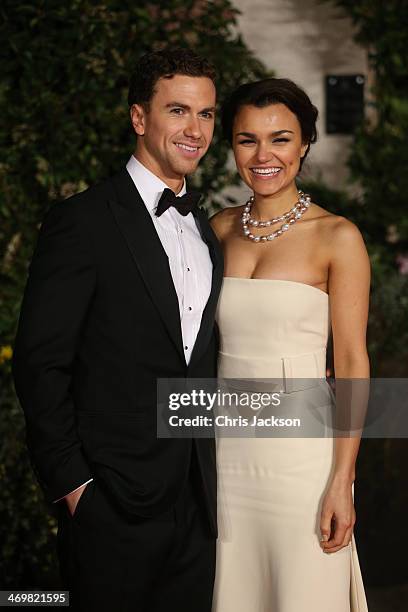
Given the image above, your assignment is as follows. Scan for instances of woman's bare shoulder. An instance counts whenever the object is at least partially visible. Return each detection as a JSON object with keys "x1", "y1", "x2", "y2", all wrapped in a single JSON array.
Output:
[
  {"x1": 311, "y1": 206, "x2": 368, "y2": 262},
  {"x1": 309, "y1": 204, "x2": 362, "y2": 237},
  {"x1": 210, "y1": 205, "x2": 243, "y2": 241}
]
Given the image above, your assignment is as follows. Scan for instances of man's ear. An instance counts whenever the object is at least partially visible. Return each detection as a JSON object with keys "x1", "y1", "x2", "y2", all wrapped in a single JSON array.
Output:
[{"x1": 130, "y1": 104, "x2": 146, "y2": 136}]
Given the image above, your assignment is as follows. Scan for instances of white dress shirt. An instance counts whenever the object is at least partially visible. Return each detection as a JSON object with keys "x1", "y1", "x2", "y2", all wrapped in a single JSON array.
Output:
[
  {"x1": 57, "y1": 156, "x2": 213, "y2": 503},
  {"x1": 126, "y1": 155, "x2": 213, "y2": 364}
]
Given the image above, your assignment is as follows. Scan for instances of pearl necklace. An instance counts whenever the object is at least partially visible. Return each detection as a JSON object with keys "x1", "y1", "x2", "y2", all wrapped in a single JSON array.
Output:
[{"x1": 241, "y1": 191, "x2": 311, "y2": 243}]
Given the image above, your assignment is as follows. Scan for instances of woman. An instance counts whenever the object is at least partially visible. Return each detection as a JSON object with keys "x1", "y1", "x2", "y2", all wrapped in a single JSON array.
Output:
[{"x1": 211, "y1": 79, "x2": 369, "y2": 611}]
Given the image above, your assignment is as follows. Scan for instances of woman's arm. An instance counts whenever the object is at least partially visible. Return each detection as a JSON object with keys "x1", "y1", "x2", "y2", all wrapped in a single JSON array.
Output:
[{"x1": 320, "y1": 218, "x2": 370, "y2": 553}]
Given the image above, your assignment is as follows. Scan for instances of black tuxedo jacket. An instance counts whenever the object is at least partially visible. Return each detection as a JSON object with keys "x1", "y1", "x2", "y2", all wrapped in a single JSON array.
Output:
[{"x1": 13, "y1": 168, "x2": 223, "y2": 534}]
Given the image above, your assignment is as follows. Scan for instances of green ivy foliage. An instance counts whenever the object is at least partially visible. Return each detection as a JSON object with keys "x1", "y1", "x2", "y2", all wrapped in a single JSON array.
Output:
[
  {"x1": 0, "y1": 0, "x2": 268, "y2": 587},
  {"x1": 328, "y1": 0, "x2": 408, "y2": 258},
  {"x1": 317, "y1": 2, "x2": 408, "y2": 587}
]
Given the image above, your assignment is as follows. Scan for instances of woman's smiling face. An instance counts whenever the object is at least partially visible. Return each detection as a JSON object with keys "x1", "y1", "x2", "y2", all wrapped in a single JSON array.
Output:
[{"x1": 232, "y1": 102, "x2": 308, "y2": 197}]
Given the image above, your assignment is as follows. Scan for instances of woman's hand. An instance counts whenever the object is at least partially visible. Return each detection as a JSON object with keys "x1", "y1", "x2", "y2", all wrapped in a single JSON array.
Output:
[{"x1": 320, "y1": 476, "x2": 355, "y2": 554}]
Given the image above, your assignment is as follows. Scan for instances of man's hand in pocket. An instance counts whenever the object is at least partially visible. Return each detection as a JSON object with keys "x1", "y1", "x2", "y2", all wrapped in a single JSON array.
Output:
[{"x1": 65, "y1": 482, "x2": 89, "y2": 517}]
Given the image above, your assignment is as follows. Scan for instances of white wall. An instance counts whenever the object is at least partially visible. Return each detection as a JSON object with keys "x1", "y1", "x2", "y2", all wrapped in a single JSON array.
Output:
[{"x1": 222, "y1": 0, "x2": 368, "y2": 204}]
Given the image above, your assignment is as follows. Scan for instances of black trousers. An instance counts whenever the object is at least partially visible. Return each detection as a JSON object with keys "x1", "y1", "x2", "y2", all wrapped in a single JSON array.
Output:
[{"x1": 57, "y1": 458, "x2": 216, "y2": 612}]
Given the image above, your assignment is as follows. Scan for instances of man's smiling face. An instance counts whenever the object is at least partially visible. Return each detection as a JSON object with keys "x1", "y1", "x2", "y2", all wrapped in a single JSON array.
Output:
[{"x1": 131, "y1": 74, "x2": 216, "y2": 183}]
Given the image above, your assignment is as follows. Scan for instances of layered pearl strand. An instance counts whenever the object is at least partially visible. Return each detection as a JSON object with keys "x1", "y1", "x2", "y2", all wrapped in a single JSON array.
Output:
[{"x1": 241, "y1": 190, "x2": 311, "y2": 243}]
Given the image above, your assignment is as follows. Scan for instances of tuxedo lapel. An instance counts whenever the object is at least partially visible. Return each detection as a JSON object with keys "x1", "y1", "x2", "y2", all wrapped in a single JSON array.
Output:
[
  {"x1": 108, "y1": 169, "x2": 185, "y2": 361},
  {"x1": 189, "y1": 206, "x2": 224, "y2": 369}
]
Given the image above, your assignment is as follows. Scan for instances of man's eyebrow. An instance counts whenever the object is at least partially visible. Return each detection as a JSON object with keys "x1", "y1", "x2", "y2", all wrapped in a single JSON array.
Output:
[
  {"x1": 236, "y1": 129, "x2": 294, "y2": 137},
  {"x1": 165, "y1": 102, "x2": 216, "y2": 113},
  {"x1": 165, "y1": 102, "x2": 190, "y2": 110}
]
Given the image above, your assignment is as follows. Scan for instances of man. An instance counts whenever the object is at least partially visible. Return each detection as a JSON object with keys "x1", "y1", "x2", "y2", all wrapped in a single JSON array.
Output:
[{"x1": 13, "y1": 48, "x2": 223, "y2": 611}]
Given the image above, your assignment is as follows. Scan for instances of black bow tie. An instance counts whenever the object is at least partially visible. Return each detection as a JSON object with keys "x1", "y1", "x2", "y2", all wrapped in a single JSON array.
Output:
[{"x1": 155, "y1": 188, "x2": 202, "y2": 218}]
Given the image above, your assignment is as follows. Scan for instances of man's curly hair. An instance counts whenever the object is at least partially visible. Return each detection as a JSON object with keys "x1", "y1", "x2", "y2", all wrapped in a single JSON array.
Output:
[{"x1": 128, "y1": 48, "x2": 216, "y2": 110}]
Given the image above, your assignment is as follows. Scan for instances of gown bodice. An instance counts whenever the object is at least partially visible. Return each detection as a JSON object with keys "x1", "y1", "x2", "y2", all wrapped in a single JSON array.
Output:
[{"x1": 216, "y1": 277, "x2": 330, "y2": 380}]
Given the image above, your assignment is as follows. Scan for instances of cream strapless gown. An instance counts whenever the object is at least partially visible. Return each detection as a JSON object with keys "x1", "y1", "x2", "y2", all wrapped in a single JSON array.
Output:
[{"x1": 212, "y1": 278, "x2": 368, "y2": 612}]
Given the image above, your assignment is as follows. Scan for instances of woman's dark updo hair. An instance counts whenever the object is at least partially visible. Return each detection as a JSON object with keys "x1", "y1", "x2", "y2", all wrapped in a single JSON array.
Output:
[{"x1": 221, "y1": 78, "x2": 318, "y2": 170}]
